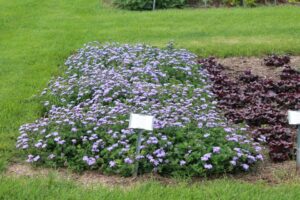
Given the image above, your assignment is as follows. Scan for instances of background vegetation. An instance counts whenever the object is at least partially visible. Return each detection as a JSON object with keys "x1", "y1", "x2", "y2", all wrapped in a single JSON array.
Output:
[{"x1": 113, "y1": 0, "x2": 300, "y2": 10}]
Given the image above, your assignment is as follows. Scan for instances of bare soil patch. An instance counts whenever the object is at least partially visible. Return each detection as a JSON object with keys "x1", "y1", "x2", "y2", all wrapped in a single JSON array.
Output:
[
  {"x1": 5, "y1": 163, "x2": 176, "y2": 188},
  {"x1": 216, "y1": 56, "x2": 300, "y2": 80},
  {"x1": 6, "y1": 159, "x2": 300, "y2": 187}
]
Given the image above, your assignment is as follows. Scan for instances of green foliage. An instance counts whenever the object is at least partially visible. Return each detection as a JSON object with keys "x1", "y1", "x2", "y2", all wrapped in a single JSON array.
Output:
[
  {"x1": 189, "y1": 0, "x2": 287, "y2": 7},
  {"x1": 26, "y1": 125, "x2": 260, "y2": 176},
  {"x1": 245, "y1": 0, "x2": 257, "y2": 6},
  {"x1": 113, "y1": 0, "x2": 186, "y2": 10}
]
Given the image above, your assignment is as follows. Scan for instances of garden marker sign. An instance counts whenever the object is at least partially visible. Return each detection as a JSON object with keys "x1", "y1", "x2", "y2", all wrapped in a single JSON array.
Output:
[
  {"x1": 152, "y1": 0, "x2": 156, "y2": 10},
  {"x1": 129, "y1": 113, "x2": 154, "y2": 176},
  {"x1": 129, "y1": 113, "x2": 154, "y2": 131},
  {"x1": 288, "y1": 110, "x2": 300, "y2": 172},
  {"x1": 288, "y1": 111, "x2": 300, "y2": 125}
]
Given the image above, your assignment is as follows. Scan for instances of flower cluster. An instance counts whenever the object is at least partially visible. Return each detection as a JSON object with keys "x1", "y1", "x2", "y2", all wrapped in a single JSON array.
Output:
[{"x1": 17, "y1": 43, "x2": 262, "y2": 176}]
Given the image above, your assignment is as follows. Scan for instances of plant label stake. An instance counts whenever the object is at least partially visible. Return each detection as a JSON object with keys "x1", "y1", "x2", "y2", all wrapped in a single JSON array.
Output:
[
  {"x1": 288, "y1": 110, "x2": 300, "y2": 172},
  {"x1": 129, "y1": 113, "x2": 154, "y2": 177},
  {"x1": 203, "y1": 0, "x2": 208, "y2": 7}
]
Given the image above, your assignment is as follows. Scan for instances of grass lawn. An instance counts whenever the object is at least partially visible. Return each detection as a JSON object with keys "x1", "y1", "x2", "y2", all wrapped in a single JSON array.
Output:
[
  {"x1": 1, "y1": 0, "x2": 300, "y2": 198},
  {"x1": 1, "y1": 175, "x2": 300, "y2": 200}
]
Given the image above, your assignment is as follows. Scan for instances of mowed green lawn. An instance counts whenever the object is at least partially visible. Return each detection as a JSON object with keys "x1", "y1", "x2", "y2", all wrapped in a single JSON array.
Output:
[
  {"x1": 1, "y1": 0, "x2": 300, "y2": 198},
  {"x1": 1, "y1": 176, "x2": 300, "y2": 200}
]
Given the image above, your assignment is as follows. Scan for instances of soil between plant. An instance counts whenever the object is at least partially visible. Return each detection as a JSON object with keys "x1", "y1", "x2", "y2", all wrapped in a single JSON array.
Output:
[
  {"x1": 216, "y1": 56, "x2": 300, "y2": 80},
  {"x1": 6, "y1": 159, "x2": 300, "y2": 187}
]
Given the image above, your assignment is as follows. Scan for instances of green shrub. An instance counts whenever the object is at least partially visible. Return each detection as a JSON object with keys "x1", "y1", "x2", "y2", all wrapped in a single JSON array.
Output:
[
  {"x1": 245, "y1": 0, "x2": 257, "y2": 6},
  {"x1": 113, "y1": 0, "x2": 186, "y2": 10}
]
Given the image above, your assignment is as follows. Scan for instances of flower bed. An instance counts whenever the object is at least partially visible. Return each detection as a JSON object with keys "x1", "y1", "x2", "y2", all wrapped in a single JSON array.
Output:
[
  {"x1": 199, "y1": 57, "x2": 299, "y2": 162},
  {"x1": 17, "y1": 43, "x2": 262, "y2": 176}
]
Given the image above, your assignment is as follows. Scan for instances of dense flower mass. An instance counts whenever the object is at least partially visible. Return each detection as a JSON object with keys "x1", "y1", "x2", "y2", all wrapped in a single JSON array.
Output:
[{"x1": 17, "y1": 43, "x2": 262, "y2": 176}]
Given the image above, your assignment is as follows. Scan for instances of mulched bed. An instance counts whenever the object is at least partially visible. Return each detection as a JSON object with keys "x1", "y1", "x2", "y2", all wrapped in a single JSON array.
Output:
[{"x1": 199, "y1": 55, "x2": 300, "y2": 162}]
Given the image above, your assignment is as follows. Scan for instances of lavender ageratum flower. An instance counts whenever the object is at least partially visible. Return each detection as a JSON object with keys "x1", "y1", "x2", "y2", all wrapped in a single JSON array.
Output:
[
  {"x1": 136, "y1": 155, "x2": 144, "y2": 160},
  {"x1": 204, "y1": 164, "x2": 213, "y2": 169},
  {"x1": 54, "y1": 137, "x2": 61, "y2": 142},
  {"x1": 161, "y1": 135, "x2": 167, "y2": 141},
  {"x1": 34, "y1": 142, "x2": 43, "y2": 148},
  {"x1": 48, "y1": 154, "x2": 55, "y2": 159},
  {"x1": 26, "y1": 155, "x2": 34, "y2": 163},
  {"x1": 154, "y1": 149, "x2": 166, "y2": 158},
  {"x1": 83, "y1": 156, "x2": 88, "y2": 162},
  {"x1": 109, "y1": 161, "x2": 116, "y2": 167},
  {"x1": 180, "y1": 160, "x2": 186, "y2": 166},
  {"x1": 71, "y1": 127, "x2": 77, "y2": 132},
  {"x1": 87, "y1": 157, "x2": 96, "y2": 166},
  {"x1": 224, "y1": 127, "x2": 232, "y2": 133},
  {"x1": 247, "y1": 155, "x2": 256, "y2": 163},
  {"x1": 256, "y1": 154, "x2": 263, "y2": 161},
  {"x1": 213, "y1": 146, "x2": 221, "y2": 153},
  {"x1": 83, "y1": 156, "x2": 96, "y2": 166},
  {"x1": 255, "y1": 146, "x2": 262, "y2": 152},
  {"x1": 201, "y1": 153, "x2": 212, "y2": 161},
  {"x1": 52, "y1": 132, "x2": 59, "y2": 136},
  {"x1": 58, "y1": 140, "x2": 65, "y2": 145},
  {"x1": 242, "y1": 164, "x2": 249, "y2": 171},
  {"x1": 146, "y1": 136, "x2": 158, "y2": 144},
  {"x1": 124, "y1": 157, "x2": 133, "y2": 164},
  {"x1": 197, "y1": 122, "x2": 203, "y2": 128},
  {"x1": 33, "y1": 155, "x2": 40, "y2": 162},
  {"x1": 230, "y1": 160, "x2": 236, "y2": 166}
]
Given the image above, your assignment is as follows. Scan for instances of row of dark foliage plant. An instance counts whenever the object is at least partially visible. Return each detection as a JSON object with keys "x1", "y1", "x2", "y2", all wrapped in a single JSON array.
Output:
[{"x1": 199, "y1": 55, "x2": 300, "y2": 162}]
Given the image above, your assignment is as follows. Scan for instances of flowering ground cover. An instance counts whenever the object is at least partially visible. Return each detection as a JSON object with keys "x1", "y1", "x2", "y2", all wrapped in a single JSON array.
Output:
[
  {"x1": 199, "y1": 56, "x2": 300, "y2": 162},
  {"x1": 16, "y1": 43, "x2": 262, "y2": 176}
]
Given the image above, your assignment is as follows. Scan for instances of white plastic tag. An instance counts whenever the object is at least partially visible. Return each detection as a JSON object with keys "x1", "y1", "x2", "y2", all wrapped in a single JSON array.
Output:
[
  {"x1": 288, "y1": 110, "x2": 300, "y2": 125},
  {"x1": 129, "y1": 113, "x2": 154, "y2": 131}
]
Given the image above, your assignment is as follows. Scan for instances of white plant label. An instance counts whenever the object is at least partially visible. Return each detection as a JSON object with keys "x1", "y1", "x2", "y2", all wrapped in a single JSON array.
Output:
[
  {"x1": 288, "y1": 110, "x2": 300, "y2": 125},
  {"x1": 129, "y1": 113, "x2": 154, "y2": 131}
]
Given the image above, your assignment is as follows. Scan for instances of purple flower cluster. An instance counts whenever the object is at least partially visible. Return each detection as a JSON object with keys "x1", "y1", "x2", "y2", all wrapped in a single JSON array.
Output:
[{"x1": 16, "y1": 43, "x2": 262, "y2": 176}]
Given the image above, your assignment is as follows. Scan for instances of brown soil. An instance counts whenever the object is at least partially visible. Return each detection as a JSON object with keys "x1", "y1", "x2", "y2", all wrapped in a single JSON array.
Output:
[
  {"x1": 6, "y1": 159, "x2": 300, "y2": 187},
  {"x1": 216, "y1": 56, "x2": 300, "y2": 80},
  {"x1": 5, "y1": 163, "x2": 176, "y2": 188}
]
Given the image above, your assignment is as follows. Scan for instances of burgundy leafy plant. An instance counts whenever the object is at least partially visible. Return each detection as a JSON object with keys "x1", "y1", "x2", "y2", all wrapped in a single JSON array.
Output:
[
  {"x1": 199, "y1": 57, "x2": 299, "y2": 162},
  {"x1": 263, "y1": 55, "x2": 290, "y2": 67}
]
